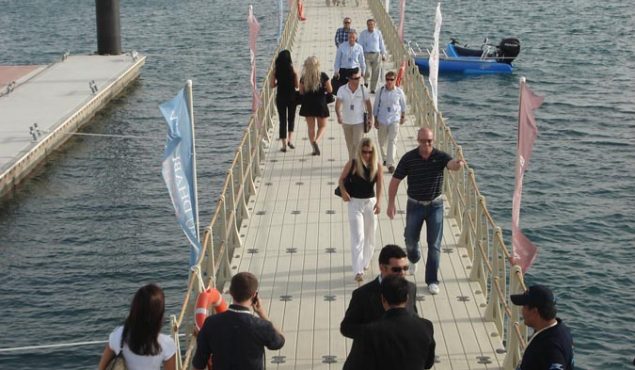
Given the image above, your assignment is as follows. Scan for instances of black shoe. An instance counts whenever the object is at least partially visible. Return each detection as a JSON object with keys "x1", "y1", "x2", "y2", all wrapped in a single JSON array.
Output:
[
  {"x1": 314, "y1": 142, "x2": 321, "y2": 156},
  {"x1": 383, "y1": 160, "x2": 386, "y2": 166},
  {"x1": 364, "y1": 83, "x2": 369, "y2": 88},
  {"x1": 281, "y1": 147, "x2": 287, "y2": 153},
  {"x1": 288, "y1": 142, "x2": 295, "y2": 149},
  {"x1": 371, "y1": 90, "x2": 375, "y2": 94}
]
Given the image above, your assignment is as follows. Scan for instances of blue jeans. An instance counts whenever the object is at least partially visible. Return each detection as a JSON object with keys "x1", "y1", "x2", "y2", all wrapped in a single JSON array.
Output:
[{"x1": 404, "y1": 197, "x2": 444, "y2": 285}]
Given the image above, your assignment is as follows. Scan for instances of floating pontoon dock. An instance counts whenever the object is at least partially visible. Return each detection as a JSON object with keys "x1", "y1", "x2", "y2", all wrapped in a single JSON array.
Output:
[{"x1": 0, "y1": 53, "x2": 146, "y2": 198}]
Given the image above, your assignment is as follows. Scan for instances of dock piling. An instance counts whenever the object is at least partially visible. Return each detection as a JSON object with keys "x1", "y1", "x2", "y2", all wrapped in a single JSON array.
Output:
[{"x1": 96, "y1": 0, "x2": 122, "y2": 55}]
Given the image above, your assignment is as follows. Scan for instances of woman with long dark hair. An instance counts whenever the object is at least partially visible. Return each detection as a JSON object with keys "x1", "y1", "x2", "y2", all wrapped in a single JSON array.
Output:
[
  {"x1": 338, "y1": 138, "x2": 383, "y2": 282},
  {"x1": 270, "y1": 49, "x2": 299, "y2": 152},
  {"x1": 98, "y1": 284, "x2": 176, "y2": 370}
]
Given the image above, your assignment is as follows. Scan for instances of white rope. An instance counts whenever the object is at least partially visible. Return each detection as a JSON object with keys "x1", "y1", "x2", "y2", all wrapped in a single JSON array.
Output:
[{"x1": 0, "y1": 334, "x2": 186, "y2": 353}]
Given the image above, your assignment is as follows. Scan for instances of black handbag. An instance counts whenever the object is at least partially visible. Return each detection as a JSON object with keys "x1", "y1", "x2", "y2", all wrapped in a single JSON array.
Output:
[
  {"x1": 325, "y1": 91, "x2": 335, "y2": 104},
  {"x1": 334, "y1": 161, "x2": 354, "y2": 197},
  {"x1": 362, "y1": 86, "x2": 371, "y2": 133}
]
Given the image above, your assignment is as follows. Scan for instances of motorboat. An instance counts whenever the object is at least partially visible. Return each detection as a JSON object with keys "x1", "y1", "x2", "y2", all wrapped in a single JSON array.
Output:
[{"x1": 413, "y1": 37, "x2": 521, "y2": 75}]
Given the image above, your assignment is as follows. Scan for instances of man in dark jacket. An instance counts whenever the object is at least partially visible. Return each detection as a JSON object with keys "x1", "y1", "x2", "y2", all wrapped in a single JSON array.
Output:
[
  {"x1": 360, "y1": 275, "x2": 435, "y2": 369},
  {"x1": 341, "y1": 244, "x2": 418, "y2": 369},
  {"x1": 192, "y1": 272, "x2": 285, "y2": 370}
]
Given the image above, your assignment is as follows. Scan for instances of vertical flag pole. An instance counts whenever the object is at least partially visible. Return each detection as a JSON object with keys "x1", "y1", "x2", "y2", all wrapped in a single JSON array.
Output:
[{"x1": 185, "y1": 80, "x2": 200, "y2": 242}]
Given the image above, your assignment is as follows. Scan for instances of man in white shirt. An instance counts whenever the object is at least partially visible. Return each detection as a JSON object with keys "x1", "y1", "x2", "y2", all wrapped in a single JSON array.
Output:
[
  {"x1": 373, "y1": 71, "x2": 406, "y2": 173},
  {"x1": 358, "y1": 19, "x2": 386, "y2": 93},
  {"x1": 334, "y1": 31, "x2": 366, "y2": 94},
  {"x1": 336, "y1": 69, "x2": 373, "y2": 159}
]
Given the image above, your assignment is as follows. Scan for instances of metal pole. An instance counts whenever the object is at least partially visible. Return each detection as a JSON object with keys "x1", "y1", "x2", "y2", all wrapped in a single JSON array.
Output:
[{"x1": 96, "y1": 0, "x2": 122, "y2": 55}]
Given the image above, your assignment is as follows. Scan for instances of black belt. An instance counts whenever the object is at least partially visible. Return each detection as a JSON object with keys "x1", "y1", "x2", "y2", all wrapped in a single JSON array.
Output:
[{"x1": 407, "y1": 196, "x2": 441, "y2": 206}]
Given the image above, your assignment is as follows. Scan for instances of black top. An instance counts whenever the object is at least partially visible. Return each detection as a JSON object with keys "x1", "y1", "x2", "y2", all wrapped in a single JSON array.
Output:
[
  {"x1": 348, "y1": 161, "x2": 376, "y2": 199},
  {"x1": 360, "y1": 308, "x2": 436, "y2": 370},
  {"x1": 299, "y1": 72, "x2": 330, "y2": 118},
  {"x1": 519, "y1": 318, "x2": 574, "y2": 370},
  {"x1": 192, "y1": 304, "x2": 285, "y2": 370},
  {"x1": 393, "y1": 148, "x2": 452, "y2": 201},
  {"x1": 274, "y1": 68, "x2": 296, "y2": 100},
  {"x1": 341, "y1": 277, "x2": 418, "y2": 370}
]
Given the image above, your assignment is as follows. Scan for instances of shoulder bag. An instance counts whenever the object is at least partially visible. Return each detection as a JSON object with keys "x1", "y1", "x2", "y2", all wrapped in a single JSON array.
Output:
[
  {"x1": 361, "y1": 85, "x2": 371, "y2": 133},
  {"x1": 334, "y1": 160, "x2": 355, "y2": 197},
  {"x1": 105, "y1": 337, "x2": 128, "y2": 370}
]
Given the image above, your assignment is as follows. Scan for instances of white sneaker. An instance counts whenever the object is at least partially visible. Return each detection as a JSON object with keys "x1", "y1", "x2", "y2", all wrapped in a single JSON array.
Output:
[
  {"x1": 409, "y1": 262, "x2": 417, "y2": 275},
  {"x1": 428, "y1": 283, "x2": 440, "y2": 295}
]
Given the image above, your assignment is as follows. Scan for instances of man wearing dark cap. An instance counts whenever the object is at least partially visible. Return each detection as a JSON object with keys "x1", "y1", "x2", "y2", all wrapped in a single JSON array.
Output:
[{"x1": 510, "y1": 285, "x2": 574, "y2": 370}]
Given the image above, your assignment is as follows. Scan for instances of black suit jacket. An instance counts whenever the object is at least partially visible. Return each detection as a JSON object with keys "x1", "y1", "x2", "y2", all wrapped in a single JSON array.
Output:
[
  {"x1": 360, "y1": 308, "x2": 436, "y2": 370},
  {"x1": 341, "y1": 277, "x2": 418, "y2": 370}
]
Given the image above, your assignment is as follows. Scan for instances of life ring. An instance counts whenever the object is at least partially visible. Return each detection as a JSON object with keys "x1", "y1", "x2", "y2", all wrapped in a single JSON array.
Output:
[
  {"x1": 194, "y1": 288, "x2": 228, "y2": 331},
  {"x1": 396, "y1": 61, "x2": 406, "y2": 87}
]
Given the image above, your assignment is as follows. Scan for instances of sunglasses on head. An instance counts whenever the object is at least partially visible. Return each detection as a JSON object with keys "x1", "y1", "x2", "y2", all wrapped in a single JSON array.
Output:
[{"x1": 390, "y1": 266, "x2": 409, "y2": 273}]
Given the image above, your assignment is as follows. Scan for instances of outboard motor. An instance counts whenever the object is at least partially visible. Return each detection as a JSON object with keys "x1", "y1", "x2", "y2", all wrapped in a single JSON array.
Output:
[{"x1": 496, "y1": 37, "x2": 520, "y2": 64}]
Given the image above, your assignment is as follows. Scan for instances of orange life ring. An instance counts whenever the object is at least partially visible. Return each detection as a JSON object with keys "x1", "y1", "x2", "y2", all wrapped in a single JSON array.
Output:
[
  {"x1": 396, "y1": 61, "x2": 406, "y2": 87},
  {"x1": 194, "y1": 288, "x2": 228, "y2": 331}
]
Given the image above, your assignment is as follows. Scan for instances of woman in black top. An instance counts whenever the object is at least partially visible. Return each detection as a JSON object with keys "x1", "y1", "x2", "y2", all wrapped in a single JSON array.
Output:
[
  {"x1": 338, "y1": 137, "x2": 383, "y2": 282},
  {"x1": 270, "y1": 50, "x2": 299, "y2": 152},
  {"x1": 299, "y1": 56, "x2": 332, "y2": 155}
]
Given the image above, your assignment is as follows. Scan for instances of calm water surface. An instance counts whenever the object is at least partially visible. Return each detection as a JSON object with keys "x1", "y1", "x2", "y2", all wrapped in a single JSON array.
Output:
[{"x1": 0, "y1": 0, "x2": 633, "y2": 369}]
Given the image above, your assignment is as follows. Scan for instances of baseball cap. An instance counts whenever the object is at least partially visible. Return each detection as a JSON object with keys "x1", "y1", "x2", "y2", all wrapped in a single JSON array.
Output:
[{"x1": 510, "y1": 285, "x2": 555, "y2": 308}]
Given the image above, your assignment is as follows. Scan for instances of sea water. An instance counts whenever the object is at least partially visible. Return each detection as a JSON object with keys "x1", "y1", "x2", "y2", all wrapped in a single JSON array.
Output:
[{"x1": 0, "y1": 0, "x2": 633, "y2": 369}]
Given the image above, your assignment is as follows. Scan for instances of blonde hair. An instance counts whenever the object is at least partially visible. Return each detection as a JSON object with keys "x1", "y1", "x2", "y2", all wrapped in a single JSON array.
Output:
[
  {"x1": 302, "y1": 56, "x2": 321, "y2": 92},
  {"x1": 353, "y1": 138, "x2": 378, "y2": 181}
]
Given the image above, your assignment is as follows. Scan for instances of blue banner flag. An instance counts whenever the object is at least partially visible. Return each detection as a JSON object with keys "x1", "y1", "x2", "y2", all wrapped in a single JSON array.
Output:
[{"x1": 159, "y1": 87, "x2": 201, "y2": 267}]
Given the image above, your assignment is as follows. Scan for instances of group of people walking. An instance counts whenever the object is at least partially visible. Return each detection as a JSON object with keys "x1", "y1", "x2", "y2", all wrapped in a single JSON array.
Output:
[{"x1": 98, "y1": 13, "x2": 574, "y2": 370}]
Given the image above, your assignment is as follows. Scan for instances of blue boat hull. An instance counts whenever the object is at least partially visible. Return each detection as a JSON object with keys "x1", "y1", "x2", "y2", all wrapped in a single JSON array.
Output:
[
  {"x1": 415, "y1": 43, "x2": 514, "y2": 75},
  {"x1": 415, "y1": 57, "x2": 513, "y2": 75}
]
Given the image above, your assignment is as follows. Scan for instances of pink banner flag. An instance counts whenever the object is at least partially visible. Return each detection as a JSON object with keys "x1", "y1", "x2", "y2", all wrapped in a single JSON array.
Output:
[
  {"x1": 398, "y1": 0, "x2": 406, "y2": 41},
  {"x1": 511, "y1": 80, "x2": 544, "y2": 272},
  {"x1": 248, "y1": 5, "x2": 261, "y2": 113}
]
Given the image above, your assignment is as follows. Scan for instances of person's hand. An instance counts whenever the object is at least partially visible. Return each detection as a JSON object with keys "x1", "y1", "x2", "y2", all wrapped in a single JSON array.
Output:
[
  {"x1": 373, "y1": 203, "x2": 381, "y2": 215},
  {"x1": 334, "y1": 72, "x2": 340, "y2": 79},
  {"x1": 381, "y1": 54, "x2": 386, "y2": 62},
  {"x1": 387, "y1": 203, "x2": 396, "y2": 219},
  {"x1": 342, "y1": 190, "x2": 351, "y2": 202},
  {"x1": 400, "y1": 116, "x2": 406, "y2": 125},
  {"x1": 337, "y1": 116, "x2": 343, "y2": 124},
  {"x1": 252, "y1": 294, "x2": 267, "y2": 319}
]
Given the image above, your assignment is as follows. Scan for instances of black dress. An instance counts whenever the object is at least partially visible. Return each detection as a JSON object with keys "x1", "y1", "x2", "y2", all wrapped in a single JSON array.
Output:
[{"x1": 299, "y1": 72, "x2": 330, "y2": 118}]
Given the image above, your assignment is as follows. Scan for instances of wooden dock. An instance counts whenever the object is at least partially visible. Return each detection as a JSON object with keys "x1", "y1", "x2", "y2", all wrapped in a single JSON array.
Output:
[
  {"x1": 0, "y1": 53, "x2": 146, "y2": 198},
  {"x1": 231, "y1": 2, "x2": 504, "y2": 369}
]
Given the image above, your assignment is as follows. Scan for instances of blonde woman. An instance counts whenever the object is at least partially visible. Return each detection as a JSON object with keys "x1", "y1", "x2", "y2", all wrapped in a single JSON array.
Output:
[
  {"x1": 338, "y1": 138, "x2": 383, "y2": 282},
  {"x1": 299, "y1": 56, "x2": 332, "y2": 155}
]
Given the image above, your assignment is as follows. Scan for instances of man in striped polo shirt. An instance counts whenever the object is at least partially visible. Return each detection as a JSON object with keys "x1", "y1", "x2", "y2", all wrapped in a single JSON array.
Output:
[{"x1": 386, "y1": 128, "x2": 465, "y2": 295}]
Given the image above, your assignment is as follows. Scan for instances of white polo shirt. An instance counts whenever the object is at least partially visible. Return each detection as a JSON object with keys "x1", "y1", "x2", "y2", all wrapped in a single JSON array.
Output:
[{"x1": 337, "y1": 84, "x2": 370, "y2": 125}]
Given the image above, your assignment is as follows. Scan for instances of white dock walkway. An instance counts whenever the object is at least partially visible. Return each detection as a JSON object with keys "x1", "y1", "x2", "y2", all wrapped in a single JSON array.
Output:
[
  {"x1": 0, "y1": 54, "x2": 145, "y2": 197},
  {"x1": 228, "y1": 1, "x2": 506, "y2": 369}
]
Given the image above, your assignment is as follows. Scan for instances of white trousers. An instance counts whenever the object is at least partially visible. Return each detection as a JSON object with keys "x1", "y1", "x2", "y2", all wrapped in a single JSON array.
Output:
[
  {"x1": 348, "y1": 197, "x2": 377, "y2": 274},
  {"x1": 377, "y1": 122, "x2": 399, "y2": 166}
]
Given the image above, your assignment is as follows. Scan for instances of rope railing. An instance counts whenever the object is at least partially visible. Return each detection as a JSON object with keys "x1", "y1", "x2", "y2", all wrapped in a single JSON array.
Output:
[
  {"x1": 169, "y1": 3, "x2": 299, "y2": 369},
  {"x1": 368, "y1": 0, "x2": 529, "y2": 368}
]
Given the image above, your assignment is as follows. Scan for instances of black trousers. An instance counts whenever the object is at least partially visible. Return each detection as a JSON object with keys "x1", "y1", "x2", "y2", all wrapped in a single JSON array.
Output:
[{"x1": 276, "y1": 96, "x2": 297, "y2": 140}]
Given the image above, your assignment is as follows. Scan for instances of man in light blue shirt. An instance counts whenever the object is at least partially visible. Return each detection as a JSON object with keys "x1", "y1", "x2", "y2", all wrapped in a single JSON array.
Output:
[
  {"x1": 334, "y1": 31, "x2": 366, "y2": 93},
  {"x1": 373, "y1": 71, "x2": 406, "y2": 173},
  {"x1": 358, "y1": 19, "x2": 386, "y2": 93}
]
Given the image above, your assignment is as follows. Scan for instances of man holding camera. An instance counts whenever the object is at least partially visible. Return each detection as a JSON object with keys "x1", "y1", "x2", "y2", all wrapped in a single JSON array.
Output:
[{"x1": 193, "y1": 272, "x2": 285, "y2": 370}]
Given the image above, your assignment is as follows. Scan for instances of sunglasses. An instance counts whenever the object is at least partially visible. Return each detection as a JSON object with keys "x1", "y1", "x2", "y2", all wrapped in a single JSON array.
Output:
[
  {"x1": 362, "y1": 150, "x2": 373, "y2": 154},
  {"x1": 344, "y1": 21, "x2": 351, "y2": 24},
  {"x1": 385, "y1": 78, "x2": 395, "y2": 81},
  {"x1": 390, "y1": 266, "x2": 409, "y2": 273},
  {"x1": 349, "y1": 76, "x2": 361, "y2": 80}
]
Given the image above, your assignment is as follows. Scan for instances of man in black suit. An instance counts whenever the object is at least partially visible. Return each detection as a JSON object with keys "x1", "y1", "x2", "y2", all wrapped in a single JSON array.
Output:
[
  {"x1": 341, "y1": 244, "x2": 418, "y2": 370},
  {"x1": 360, "y1": 275, "x2": 436, "y2": 370}
]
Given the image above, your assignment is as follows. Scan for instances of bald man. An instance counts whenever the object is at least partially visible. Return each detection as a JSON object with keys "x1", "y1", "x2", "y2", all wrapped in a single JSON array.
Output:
[{"x1": 387, "y1": 128, "x2": 465, "y2": 295}]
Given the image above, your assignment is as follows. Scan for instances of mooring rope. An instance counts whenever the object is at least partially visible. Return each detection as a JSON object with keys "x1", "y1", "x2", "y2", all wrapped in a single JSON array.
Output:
[{"x1": 0, "y1": 334, "x2": 187, "y2": 353}]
